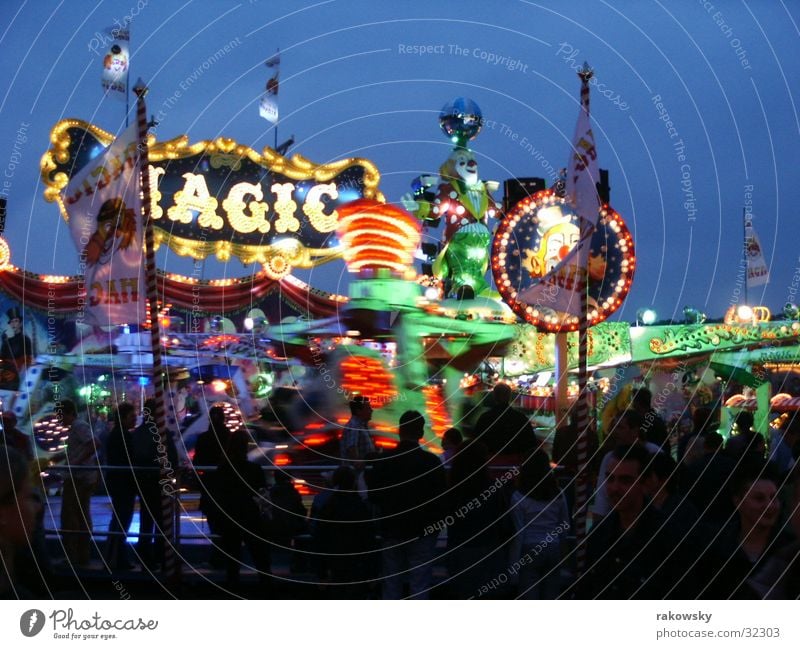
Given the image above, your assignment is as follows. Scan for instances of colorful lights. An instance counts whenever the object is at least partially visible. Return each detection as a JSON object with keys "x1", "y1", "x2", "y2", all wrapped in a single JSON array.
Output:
[
  {"x1": 724, "y1": 391, "x2": 800, "y2": 413},
  {"x1": 724, "y1": 305, "x2": 771, "y2": 325},
  {"x1": 209, "y1": 401, "x2": 244, "y2": 433},
  {"x1": 40, "y1": 274, "x2": 71, "y2": 284},
  {"x1": 337, "y1": 199, "x2": 422, "y2": 275},
  {"x1": 33, "y1": 413, "x2": 70, "y2": 453},
  {"x1": 373, "y1": 436, "x2": 399, "y2": 450},
  {"x1": 422, "y1": 384, "x2": 452, "y2": 438},
  {"x1": 770, "y1": 393, "x2": 800, "y2": 412},
  {"x1": 201, "y1": 334, "x2": 239, "y2": 347},
  {"x1": 491, "y1": 190, "x2": 635, "y2": 333},
  {"x1": 0, "y1": 237, "x2": 11, "y2": 271},
  {"x1": 724, "y1": 394, "x2": 756, "y2": 411},
  {"x1": 337, "y1": 355, "x2": 398, "y2": 407},
  {"x1": 211, "y1": 379, "x2": 228, "y2": 393},
  {"x1": 637, "y1": 308, "x2": 658, "y2": 326},
  {"x1": 273, "y1": 453, "x2": 292, "y2": 466},
  {"x1": 301, "y1": 434, "x2": 332, "y2": 447}
]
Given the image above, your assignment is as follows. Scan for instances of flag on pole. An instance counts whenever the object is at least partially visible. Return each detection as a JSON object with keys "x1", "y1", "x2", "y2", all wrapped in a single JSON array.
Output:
[
  {"x1": 259, "y1": 50, "x2": 280, "y2": 123},
  {"x1": 566, "y1": 63, "x2": 600, "y2": 227},
  {"x1": 62, "y1": 122, "x2": 146, "y2": 327},
  {"x1": 101, "y1": 26, "x2": 130, "y2": 100},
  {"x1": 517, "y1": 64, "x2": 599, "y2": 317},
  {"x1": 517, "y1": 230, "x2": 592, "y2": 317},
  {"x1": 745, "y1": 223, "x2": 769, "y2": 287},
  {"x1": 570, "y1": 64, "x2": 598, "y2": 580}
]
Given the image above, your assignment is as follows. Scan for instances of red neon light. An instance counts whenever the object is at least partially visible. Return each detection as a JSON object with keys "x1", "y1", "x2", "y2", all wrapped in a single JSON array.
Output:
[
  {"x1": 294, "y1": 483, "x2": 315, "y2": 496},
  {"x1": 337, "y1": 199, "x2": 422, "y2": 273},
  {"x1": 422, "y1": 384, "x2": 452, "y2": 438},
  {"x1": 338, "y1": 356, "x2": 397, "y2": 407},
  {"x1": 302, "y1": 434, "x2": 332, "y2": 447}
]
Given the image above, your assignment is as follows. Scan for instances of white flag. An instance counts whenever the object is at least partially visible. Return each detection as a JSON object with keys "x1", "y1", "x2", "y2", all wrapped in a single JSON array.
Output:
[
  {"x1": 62, "y1": 122, "x2": 146, "y2": 327},
  {"x1": 101, "y1": 26, "x2": 130, "y2": 100},
  {"x1": 516, "y1": 69, "x2": 599, "y2": 320},
  {"x1": 566, "y1": 68, "x2": 600, "y2": 227},
  {"x1": 745, "y1": 223, "x2": 769, "y2": 288},
  {"x1": 259, "y1": 51, "x2": 280, "y2": 124}
]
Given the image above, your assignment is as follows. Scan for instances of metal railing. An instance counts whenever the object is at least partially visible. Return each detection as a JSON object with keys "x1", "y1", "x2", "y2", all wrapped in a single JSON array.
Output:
[{"x1": 39, "y1": 463, "x2": 339, "y2": 544}]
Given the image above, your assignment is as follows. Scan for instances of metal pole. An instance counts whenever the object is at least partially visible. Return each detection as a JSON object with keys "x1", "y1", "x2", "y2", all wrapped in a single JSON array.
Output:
[
  {"x1": 573, "y1": 70, "x2": 594, "y2": 578},
  {"x1": 554, "y1": 333, "x2": 570, "y2": 427},
  {"x1": 125, "y1": 30, "x2": 130, "y2": 128},
  {"x1": 125, "y1": 77, "x2": 130, "y2": 128},
  {"x1": 134, "y1": 82, "x2": 179, "y2": 584},
  {"x1": 273, "y1": 48, "x2": 279, "y2": 151},
  {"x1": 743, "y1": 207, "x2": 748, "y2": 306}
]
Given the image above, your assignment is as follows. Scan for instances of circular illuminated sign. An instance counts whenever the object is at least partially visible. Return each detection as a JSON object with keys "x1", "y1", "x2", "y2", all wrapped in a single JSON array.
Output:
[{"x1": 491, "y1": 190, "x2": 635, "y2": 332}]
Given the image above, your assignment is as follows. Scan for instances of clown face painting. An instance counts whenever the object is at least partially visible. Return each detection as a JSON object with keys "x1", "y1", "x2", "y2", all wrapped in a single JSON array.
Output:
[
  {"x1": 103, "y1": 44, "x2": 128, "y2": 79},
  {"x1": 83, "y1": 197, "x2": 137, "y2": 266},
  {"x1": 522, "y1": 205, "x2": 580, "y2": 278},
  {"x1": 542, "y1": 222, "x2": 580, "y2": 273}
]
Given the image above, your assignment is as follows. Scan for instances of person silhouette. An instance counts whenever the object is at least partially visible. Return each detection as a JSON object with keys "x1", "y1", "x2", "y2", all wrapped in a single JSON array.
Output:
[
  {"x1": 368, "y1": 411, "x2": 447, "y2": 599},
  {"x1": 0, "y1": 307, "x2": 32, "y2": 389},
  {"x1": 103, "y1": 403, "x2": 137, "y2": 570},
  {"x1": 216, "y1": 431, "x2": 272, "y2": 590}
]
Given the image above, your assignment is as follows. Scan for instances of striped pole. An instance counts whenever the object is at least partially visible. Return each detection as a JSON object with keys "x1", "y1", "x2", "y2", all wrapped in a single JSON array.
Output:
[
  {"x1": 133, "y1": 82, "x2": 179, "y2": 583},
  {"x1": 573, "y1": 68, "x2": 594, "y2": 577}
]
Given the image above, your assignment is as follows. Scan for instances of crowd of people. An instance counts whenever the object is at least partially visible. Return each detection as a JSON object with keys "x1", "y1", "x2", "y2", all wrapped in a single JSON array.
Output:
[{"x1": 1, "y1": 384, "x2": 800, "y2": 599}]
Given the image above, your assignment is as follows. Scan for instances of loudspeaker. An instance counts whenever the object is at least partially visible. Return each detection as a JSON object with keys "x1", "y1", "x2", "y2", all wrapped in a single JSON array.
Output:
[{"x1": 503, "y1": 177, "x2": 547, "y2": 213}]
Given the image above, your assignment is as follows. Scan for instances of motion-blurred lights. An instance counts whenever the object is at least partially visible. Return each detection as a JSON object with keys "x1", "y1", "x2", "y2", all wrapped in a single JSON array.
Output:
[
  {"x1": 724, "y1": 304, "x2": 770, "y2": 325},
  {"x1": 244, "y1": 316, "x2": 268, "y2": 334},
  {"x1": 637, "y1": 308, "x2": 657, "y2": 325}
]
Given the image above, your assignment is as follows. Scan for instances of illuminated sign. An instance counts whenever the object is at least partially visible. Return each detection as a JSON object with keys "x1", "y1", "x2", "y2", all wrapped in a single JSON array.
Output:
[
  {"x1": 492, "y1": 190, "x2": 635, "y2": 333},
  {"x1": 42, "y1": 120, "x2": 383, "y2": 276}
]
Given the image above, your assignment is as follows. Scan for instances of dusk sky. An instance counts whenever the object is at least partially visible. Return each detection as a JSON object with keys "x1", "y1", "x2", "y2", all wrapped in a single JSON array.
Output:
[{"x1": 1, "y1": 0, "x2": 798, "y2": 322}]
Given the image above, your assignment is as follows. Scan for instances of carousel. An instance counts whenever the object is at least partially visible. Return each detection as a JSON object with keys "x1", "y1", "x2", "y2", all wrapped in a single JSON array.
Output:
[{"x1": 0, "y1": 79, "x2": 797, "y2": 466}]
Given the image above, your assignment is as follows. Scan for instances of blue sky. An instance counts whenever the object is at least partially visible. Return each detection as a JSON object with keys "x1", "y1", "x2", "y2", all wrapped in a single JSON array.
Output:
[{"x1": 0, "y1": 0, "x2": 798, "y2": 322}]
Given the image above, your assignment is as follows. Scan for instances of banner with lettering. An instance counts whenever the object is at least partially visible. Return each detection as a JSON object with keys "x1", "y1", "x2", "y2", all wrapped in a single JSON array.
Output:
[
  {"x1": 259, "y1": 51, "x2": 280, "y2": 123},
  {"x1": 100, "y1": 26, "x2": 130, "y2": 100},
  {"x1": 62, "y1": 122, "x2": 146, "y2": 327},
  {"x1": 745, "y1": 223, "x2": 769, "y2": 288}
]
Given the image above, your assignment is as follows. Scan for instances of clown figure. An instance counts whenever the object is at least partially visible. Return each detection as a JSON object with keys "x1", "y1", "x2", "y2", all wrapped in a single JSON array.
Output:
[{"x1": 403, "y1": 147, "x2": 501, "y2": 297}]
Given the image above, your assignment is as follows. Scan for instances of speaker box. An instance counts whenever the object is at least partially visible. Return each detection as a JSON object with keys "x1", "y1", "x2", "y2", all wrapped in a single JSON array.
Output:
[{"x1": 503, "y1": 177, "x2": 547, "y2": 213}]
